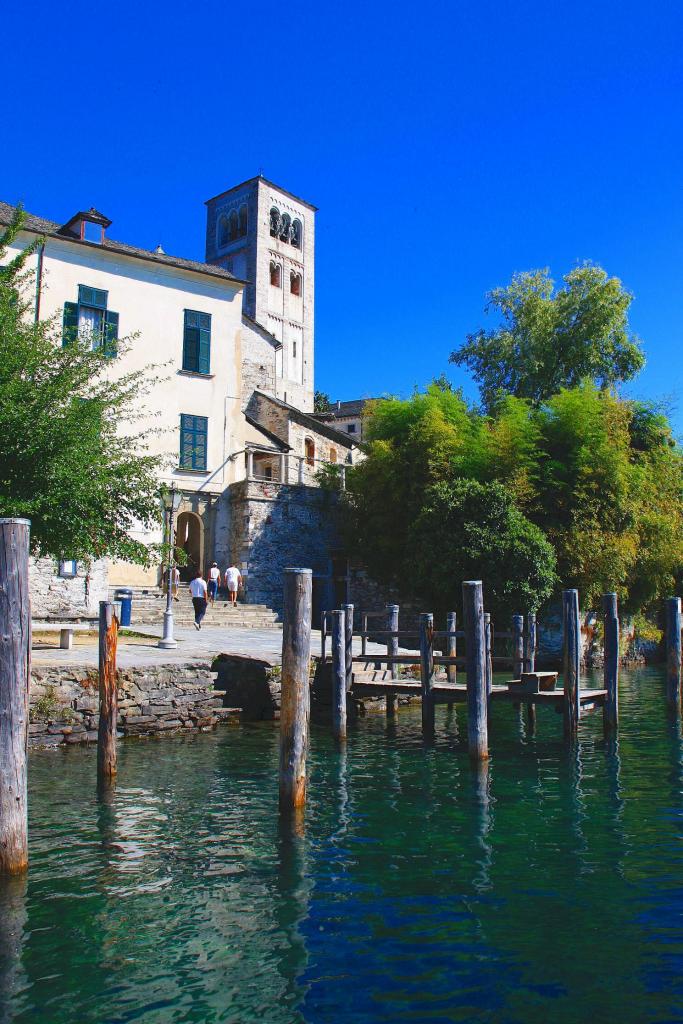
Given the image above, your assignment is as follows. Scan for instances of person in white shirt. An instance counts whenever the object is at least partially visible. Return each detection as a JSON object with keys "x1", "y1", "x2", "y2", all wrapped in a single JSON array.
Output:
[
  {"x1": 208, "y1": 562, "x2": 221, "y2": 606},
  {"x1": 189, "y1": 572, "x2": 208, "y2": 629},
  {"x1": 223, "y1": 564, "x2": 242, "y2": 607}
]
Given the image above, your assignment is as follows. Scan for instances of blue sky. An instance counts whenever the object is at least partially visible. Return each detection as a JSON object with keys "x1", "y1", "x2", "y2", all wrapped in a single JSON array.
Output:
[{"x1": 4, "y1": 0, "x2": 683, "y2": 426}]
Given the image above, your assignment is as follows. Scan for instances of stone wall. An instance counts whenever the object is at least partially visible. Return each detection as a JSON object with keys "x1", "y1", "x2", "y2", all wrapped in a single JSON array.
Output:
[
  {"x1": 228, "y1": 478, "x2": 342, "y2": 612},
  {"x1": 241, "y1": 318, "x2": 277, "y2": 404},
  {"x1": 30, "y1": 556, "x2": 109, "y2": 620},
  {"x1": 29, "y1": 662, "x2": 236, "y2": 747}
]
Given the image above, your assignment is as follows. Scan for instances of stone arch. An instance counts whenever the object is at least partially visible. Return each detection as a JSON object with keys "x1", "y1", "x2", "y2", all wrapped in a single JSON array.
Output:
[{"x1": 175, "y1": 510, "x2": 204, "y2": 582}]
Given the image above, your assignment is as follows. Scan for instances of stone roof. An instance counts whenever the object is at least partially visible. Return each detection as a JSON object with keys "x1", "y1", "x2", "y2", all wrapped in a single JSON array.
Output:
[
  {"x1": 315, "y1": 398, "x2": 375, "y2": 421},
  {"x1": 0, "y1": 201, "x2": 247, "y2": 285},
  {"x1": 252, "y1": 391, "x2": 357, "y2": 448},
  {"x1": 205, "y1": 175, "x2": 318, "y2": 212},
  {"x1": 244, "y1": 415, "x2": 291, "y2": 451}
]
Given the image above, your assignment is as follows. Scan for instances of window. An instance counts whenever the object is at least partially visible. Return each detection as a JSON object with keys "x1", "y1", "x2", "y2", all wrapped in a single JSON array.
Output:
[
  {"x1": 238, "y1": 205, "x2": 248, "y2": 236},
  {"x1": 270, "y1": 207, "x2": 280, "y2": 237},
  {"x1": 329, "y1": 448, "x2": 337, "y2": 464},
  {"x1": 290, "y1": 272, "x2": 302, "y2": 296},
  {"x1": 182, "y1": 310, "x2": 211, "y2": 374},
  {"x1": 279, "y1": 213, "x2": 291, "y2": 243},
  {"x1": 62, "y1": 285, "x2": 118, "y2": 356},
  {"x1": 304, "y1": 437, "x2": 315, "y2": 467},
  {"x1": 293, "y1": 340, "x2": 297, "y2": 357},
  {"x1": 58, "y1": 559, "x2": 77, "y2": 578},
  {"x1": 347, "y1": 423, "x2": 356, "y2": 433},
  {"x1": 228, "y1": 210, "x2": 239, "y2": 241},
  {"x1": 179, "y1": 414, "x2": 208, "y2": 471},
  {"x1": 291, "y1": 219, "x2": 302, "y2": 249},
  {"x1": 270, "y1": 261, "x2": 282, "y2": 288},
  {"x1": 218, "y1": 215, "x2": 230, "y2": 247}
]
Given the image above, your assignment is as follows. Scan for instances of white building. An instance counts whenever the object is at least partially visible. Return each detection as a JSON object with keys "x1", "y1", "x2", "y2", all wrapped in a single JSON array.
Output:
[{"x1": 1, "y1": 179, "x2": 357, "y2": 618}]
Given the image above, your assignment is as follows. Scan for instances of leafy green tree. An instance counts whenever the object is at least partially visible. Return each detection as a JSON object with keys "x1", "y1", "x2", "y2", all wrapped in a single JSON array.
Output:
[
  {"x1": 314, "y1": 390, "x2": 332, "y2": 413},
  {"x1": 450, "y1": 265, "x2": 645, "y2": 411},
  {"x1": 0, "y1": 206, "x2": 165, "y2": 564}
]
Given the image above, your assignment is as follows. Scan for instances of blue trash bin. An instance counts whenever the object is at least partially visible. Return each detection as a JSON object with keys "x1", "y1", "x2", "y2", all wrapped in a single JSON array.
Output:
[{"x1": 114, "y1": 588, "x2": 133, "y2": 627}]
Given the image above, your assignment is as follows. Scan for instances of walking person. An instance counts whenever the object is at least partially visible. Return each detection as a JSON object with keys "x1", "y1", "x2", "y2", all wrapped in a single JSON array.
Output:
[
  {"x1": 223, "y1": 563, "x2": 242, "y2": 607},
  {"x1": 189, "y1": 571, "x2": 208, "y2": 630},
  {"x1": 208, "y1": 562, "x2": 220, "y2": 606},
  {"x1": 170, "y1": 564, "x2": 180, "y2": 602}
]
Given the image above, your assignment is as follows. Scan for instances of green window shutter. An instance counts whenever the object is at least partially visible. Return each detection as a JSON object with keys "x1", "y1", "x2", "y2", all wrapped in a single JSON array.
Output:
[
  {"x1": 103, "y1": 310, "x2": 119, "y2": 358},
  {"x1": 78, "y1": 285, "x2": 108, "y2": 309},
  {"x1": 183, "y1": 326, "x2": 200, "y2": 372},
  {"x1": 62, "y1": 302, "x2": 79, "y2": 346},
  {"x1": 179, "y1": 414, "x2": 208, "y2": 471},
  {"x1": 183, "y1": 310, "x2": 211, "y2": 374}
]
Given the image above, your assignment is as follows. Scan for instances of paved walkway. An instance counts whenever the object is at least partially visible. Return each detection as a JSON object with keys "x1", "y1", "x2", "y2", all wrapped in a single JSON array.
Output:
[{"x1": 31, "y1": 623, "x2": 396, "y2": 670}]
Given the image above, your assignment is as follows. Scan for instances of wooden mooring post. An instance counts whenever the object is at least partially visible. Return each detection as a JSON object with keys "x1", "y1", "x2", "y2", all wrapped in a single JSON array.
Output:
[
  {"x1": 419, "y1": 613, "x2": 435, "y2": 741},
  {"x1": 484, "y1": 612, "x2": 492, "y2": 696},
  {"x1": 666, "y1": 597, "x2": 682, "y2": 711},
  {"x1": 386, "y1": 603, "x2": 399, "y2": 717},
  {"x1": 280, "y1": 569, "x2": 312, "y2": 812},
  {"x1": 331, "y1": 609, "x2": 347, "y2": 742},
  {"x1": 563, "y1": 589, "x2": 581, "y2": 742},
  {"x1": 0, "y1": 518, "x2": 31, "y2": 875},
  {"x1": 524, "y1": 612, "x2": 537, "y2": 731},
  {"x1": 463, "y1": 581, "x2": 488, "y2": 761},
  {"x1": 603, "y1": 593, "x2": 619, "y2": 736},
  {"x1": 342, "y1": 603, "x2": 354, "y2": 692},
  {"x1": 97, "y1": 601, "x2": 119, "y2": 784},
  {"x1": 446, "y1": 611, "x2": 457, "y2": 685}
]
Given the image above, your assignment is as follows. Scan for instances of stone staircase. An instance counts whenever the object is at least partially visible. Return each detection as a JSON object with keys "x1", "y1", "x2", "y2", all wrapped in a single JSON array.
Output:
[{"x1": 110, "y1": 586, "x2": 281, "y2": 629}]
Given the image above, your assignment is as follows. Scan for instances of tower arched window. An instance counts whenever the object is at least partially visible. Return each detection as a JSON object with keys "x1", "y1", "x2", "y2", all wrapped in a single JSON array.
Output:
[
  {"x1": 291, "y1": 219, "x2": 302, "y2": 249},
  {"x1": 290, "y1": 271, "x2": 302, "y2": 296},
  {"x1": 305, "y1": 437, "x2": 315, "y2": 467},
  {"x1": 270, "y1": 207, "x2": 280, "y2": 237},
  {"x1": 279, "y1": 213, "x2": 291, "y2": 243},
  {"x1": 228, "y1": 211, "x2": 239, "y2": 241},
  {"x1": 270, "y1": 261, "x2": 282, "y2": 288},
  {"x1": 238, "y1": 205, "x2": 248, "y2": 237},
  {"x1": 218, "y1": 215, "x2": 230, "y2": 248}
]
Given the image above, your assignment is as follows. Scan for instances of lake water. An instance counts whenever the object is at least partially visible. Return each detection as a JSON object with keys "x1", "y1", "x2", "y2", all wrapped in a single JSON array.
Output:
[{"x1": 2, "y1": 667, "x2": 682, "y2": 1023}]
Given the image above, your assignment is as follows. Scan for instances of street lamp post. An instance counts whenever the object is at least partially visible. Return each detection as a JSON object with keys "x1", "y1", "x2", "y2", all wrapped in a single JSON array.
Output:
[{"x1": 158, "y1": 483, "x2": 183, "y2": 649}]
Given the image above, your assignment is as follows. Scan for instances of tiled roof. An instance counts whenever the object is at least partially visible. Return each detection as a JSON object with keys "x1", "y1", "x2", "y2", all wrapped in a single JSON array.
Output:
[
  {"x1": 252, "y1": 391, "x2": 357, "y2": 448},
  {"x1": 0, "y1": 201, "x2": 246, "y2": 285}
]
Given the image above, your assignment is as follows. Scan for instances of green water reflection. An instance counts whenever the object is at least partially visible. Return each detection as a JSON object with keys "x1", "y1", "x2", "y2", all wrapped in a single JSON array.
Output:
[{"x1": 1, "y1": 667, "x2": 682, "y2": 1023}]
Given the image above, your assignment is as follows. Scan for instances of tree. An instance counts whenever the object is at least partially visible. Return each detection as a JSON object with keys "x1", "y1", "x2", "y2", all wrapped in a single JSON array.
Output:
[
  {"x1": 314, "y1": 390, "x2": 332, "y2": 413},
  {"x1": 0, "y1": 206, "x2": 165, "y2": 564},
  {"x1": 450, "y1": 265, "x2": 645, "y2": 411}
]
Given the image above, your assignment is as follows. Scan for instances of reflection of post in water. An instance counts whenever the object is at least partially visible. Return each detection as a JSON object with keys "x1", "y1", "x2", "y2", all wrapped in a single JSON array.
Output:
[
  {"x1": 275, "y1": 812, "x2": 310, "y2": 1015},
  {"x1": 604, "y1": 737, "x2": 626, "y2": 879},
  {"x1": 0, "y1": 873, "x2": 27, "y2": 1024},
  {"x1": 558, "y1": 743, "x2": 588, "y2": 872},
  {"x1": 470, "y1": 760, "x2": 493, "y2": 893}
]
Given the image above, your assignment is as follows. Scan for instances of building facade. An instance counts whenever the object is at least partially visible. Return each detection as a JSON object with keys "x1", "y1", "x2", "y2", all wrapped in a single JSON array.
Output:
[{"x1": 2, "y1": 179, "x2": 357, "y2": 617}]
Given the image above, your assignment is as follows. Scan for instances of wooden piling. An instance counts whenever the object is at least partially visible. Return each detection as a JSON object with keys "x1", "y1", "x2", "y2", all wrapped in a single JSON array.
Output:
[
  {"x1": 386, "y1": 603, "x2": 399, "y2": 717},
  {"x1": 0, "y1": 518, "x2": 31, "y2": 875},
  {"x1": 446, "y1": 611, "x2": 457, "y2": 685},
  {"x1": 331, "y1": 609, "x2": 347, "y2": 741},
  {"x1": 97, "y1": 601, "x2": 119, "y2": 784},
  {"x1": 562, "y1": 589, "x2": 581, "y2": 742},
  {"x1": 524, "y1": 612, "x2": 537, "y2": 730},
  {"x1": 603, "y1": 593, "x2": 619, "y2": 736},
  {"x1": 342, "y1": 603, "x2": 354, "y2": 692},
  {"x1": 419, "y1": 613, "x2": 435, "y2": 740},
  {"x1": 280, "y1": 568, "x2": 313, "y2": 812},
  {"x1": 484, "y1": 612, "x2": 492, "y2": 696},
  {"x1": 666, "y1": 597, "x2": 682, "y2": 710},
  {"x1": 463, "y1": 581, "x2": 488, "y2": 761},
  {"x1": 512, "y1": 614, "x2": 524, "y2": 678}
]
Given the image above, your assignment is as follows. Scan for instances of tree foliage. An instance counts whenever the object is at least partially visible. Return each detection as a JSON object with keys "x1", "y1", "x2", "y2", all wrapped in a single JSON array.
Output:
[
  {"x1": 450, "y1": 265, "x2": 645, "y2": 411},
  {"x1": 344, "y1": 385, "x2": 683, "y2": 616},
  {"x1": 0, "y1": 207, "x2": 165, "y2": 564},
  {"x1": 314, "y1": 390, "x2": 332, "y2": 413}
]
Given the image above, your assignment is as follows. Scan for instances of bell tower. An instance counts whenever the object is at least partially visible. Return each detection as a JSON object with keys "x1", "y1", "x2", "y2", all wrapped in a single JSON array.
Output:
[{"x1": 205, "y1": 175, "x2": 316, "y2": 412}]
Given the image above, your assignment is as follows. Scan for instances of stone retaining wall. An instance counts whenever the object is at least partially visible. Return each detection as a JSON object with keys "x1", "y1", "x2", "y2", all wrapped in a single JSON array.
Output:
[{"x1": 29, "y1": 663, "x2": 237, "y2": 747}]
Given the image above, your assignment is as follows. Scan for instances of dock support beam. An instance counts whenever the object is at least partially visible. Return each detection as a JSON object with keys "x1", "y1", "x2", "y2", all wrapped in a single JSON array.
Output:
[
  {"x1": 463, "y1": 581, "x2": 488, "y2": 761},
  {"x1": 512, "y1": 614, "x2": 524, "y2": 679},
  {"x1": 386, "y1": 604, "x2": 399, "y2": 717},
  {"x1": 563, "y1": 589, "x2": 581, "y2": 743},
  {"x1": 666, "y1": 597, "x2": 682, "y2": 711},
  {"x1": 331, "y1": 609, "x2": 347, "y2": 742},
  {"x1": 602, "y1": 593, "x2": 619, "y2": 736},
  {"x1": 484, "y1": 612, "x2": 492, "y2": 696},
  {"x1": 446, "y1": 611, "x2": 457, "y2": 685},
  {"x1": 279, "y1": 568, "x2": 312, "y2": 812},
  {"x1": 97, "y1": 601, "x2": 119, "y2": 785},
  {"x1": 342, "y1": 603, "x2": 354, "y2": 692},
  {"x1": 0, "y1": 518, "x2": 30, "y2": 875},
  {"x1": 419, "y1": 613, "x2": 435, "y2": 741},
  {"x1": 524, "y1": 612, "x2": 537, "y2": 731}
]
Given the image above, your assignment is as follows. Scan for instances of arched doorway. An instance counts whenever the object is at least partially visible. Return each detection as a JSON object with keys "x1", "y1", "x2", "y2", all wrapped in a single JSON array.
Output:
[{"x1": 175, "y1": 511, "x2": 203, "y2": 582}]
